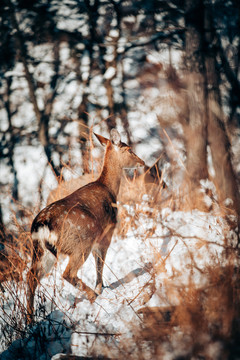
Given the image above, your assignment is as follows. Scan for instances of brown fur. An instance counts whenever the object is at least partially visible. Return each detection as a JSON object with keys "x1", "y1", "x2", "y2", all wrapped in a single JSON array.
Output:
[{"x1": 27, "y1": 129, "x2": 145, "y2": 322}]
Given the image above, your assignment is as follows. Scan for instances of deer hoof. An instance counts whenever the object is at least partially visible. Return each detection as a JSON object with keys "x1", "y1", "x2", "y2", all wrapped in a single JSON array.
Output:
[
  {"x1": 95, "y1": 283, "x2": 103, "y2": 295},
  {"x1": 88, "y1": 290, "x2": 98, "y2": 303}
]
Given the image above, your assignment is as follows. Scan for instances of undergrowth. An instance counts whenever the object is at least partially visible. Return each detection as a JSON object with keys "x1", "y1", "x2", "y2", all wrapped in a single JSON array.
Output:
[{"x1": 0, "y1": 184, "x2": 240, "y2": 360}]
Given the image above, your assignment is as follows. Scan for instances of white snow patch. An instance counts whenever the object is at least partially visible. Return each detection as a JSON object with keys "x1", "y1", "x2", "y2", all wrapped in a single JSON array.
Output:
[
  {"x1": 0, "y1": 207, "x2": 237, "y2": 358},
  {"x1": 104, "y1": 66, "x2": 116, "y2": 80}
]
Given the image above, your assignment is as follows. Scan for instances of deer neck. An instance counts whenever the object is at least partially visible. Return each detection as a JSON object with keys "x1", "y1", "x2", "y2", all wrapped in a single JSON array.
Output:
[{"x1": 98, "y1": 153, "x2": 122, "y2": 199}]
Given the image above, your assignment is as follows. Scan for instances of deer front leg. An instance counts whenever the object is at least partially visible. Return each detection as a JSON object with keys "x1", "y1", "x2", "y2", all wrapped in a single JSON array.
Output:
[
  {"x1": 93, "y1": 229, "x2": 113, "y2": 294},
  {"x1": 62, "y1": 250, "x2": 98, "y2": 303}
]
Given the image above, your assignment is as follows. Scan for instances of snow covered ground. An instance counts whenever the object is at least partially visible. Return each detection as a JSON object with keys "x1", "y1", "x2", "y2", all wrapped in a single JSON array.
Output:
[
  {"x1": 1, "y1": 88, "x2": 238, "y2": 358},
  {"x1": 0, "y1": 198, "x2": 236, "y2": 359}
]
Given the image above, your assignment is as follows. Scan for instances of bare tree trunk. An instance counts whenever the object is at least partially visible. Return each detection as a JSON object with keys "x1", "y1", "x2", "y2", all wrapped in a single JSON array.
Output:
[
  {"x1": 216, "y1": 0, "x2": 240, "y2": 125},
  {"x1": 75, "y1": 0, "x2": 103, "y2": 173},
  {"x1": 204, "y1": 2, "x2": 240, "y2": 216},
  {"x1": 103, "y1": 27, "x2": 117, "y2": 132},
  {"x1": 112, "y1": 0, "x2": 132, "y2": 144},
  {"x1": 184, "y1": 0, "x2": 208, "y2": 208},
  {"x1": 0, "y1": 204, "x2": 6, "y2": 243},
  {"x1": 77, "y1": 94, "x2": 90, "y2": 174},
  {"x1": 72, "y1": 37, "x2": 91, "y2": 174},
  {"x1": 105, "y1": 77, "x2": 117, "y2": 131},
  {"x1": 8, "y1": 3, "x2": 61, "y2": 179},
  {"x1": 3, "y1": 76, "x2": 19, "y2": 201}
]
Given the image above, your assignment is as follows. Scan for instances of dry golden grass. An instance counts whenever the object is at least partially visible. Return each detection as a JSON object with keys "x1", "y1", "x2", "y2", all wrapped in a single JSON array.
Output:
[{"x1": 0, "y1": 171, "x2": 239, "y2": 359}]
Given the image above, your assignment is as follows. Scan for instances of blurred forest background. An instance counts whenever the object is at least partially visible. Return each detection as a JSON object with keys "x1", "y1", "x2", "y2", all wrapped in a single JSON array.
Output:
[
  {"x1": 1, "y1": 1, "x2": 240, "y2": 358},
  {"x1": 0, "y1": 0, "x2": 240, "y2": 229}
]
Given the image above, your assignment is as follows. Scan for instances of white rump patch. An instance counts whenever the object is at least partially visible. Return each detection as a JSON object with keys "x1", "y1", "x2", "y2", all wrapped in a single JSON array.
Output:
[{"x1": 32, "y1": 226, "x2": 58, "y2": 248}]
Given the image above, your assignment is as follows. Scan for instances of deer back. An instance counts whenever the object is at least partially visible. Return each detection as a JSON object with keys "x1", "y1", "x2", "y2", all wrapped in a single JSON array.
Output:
[
  {"x1": 47, "y1": 174, "x2": 96, "y2": 205},
  {"x1": 32, "y1": 181, "x2": 117, "y2": 256}
]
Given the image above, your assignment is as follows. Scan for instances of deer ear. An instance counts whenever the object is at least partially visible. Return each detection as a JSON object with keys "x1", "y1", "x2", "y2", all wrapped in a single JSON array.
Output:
[
  {"x1": 110, "y1": 129, "x2": 121, "y2": 146},
  {"x1": 94, "y1": 133, "x2": 109, "y2": 146}
]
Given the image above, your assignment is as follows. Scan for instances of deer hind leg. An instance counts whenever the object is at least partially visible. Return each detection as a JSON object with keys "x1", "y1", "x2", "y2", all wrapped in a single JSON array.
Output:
[
  {"x1": 93, "y1": 228, "x2": 114, "y2": 294},
  {"x1": 26, "y1": 241, "x2": 56, "y2": 323},
  {"x1": 62, "y1": 247, "x2": 97, "y2": 303}
]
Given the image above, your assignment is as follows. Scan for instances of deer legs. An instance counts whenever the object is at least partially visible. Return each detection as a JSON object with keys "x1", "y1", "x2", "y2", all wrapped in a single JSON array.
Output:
[
  {"x1": 27, "y1": 232, "x2": 113, "y2": 322},
  {"x1": 93, "y1": 249, "x2": 106, "y2": 294},
  {"x1": 27, "y1": 241, "x2": 56, "y2": 323},
  {"x1": 62, "y1": 248, "x2": 97, "y2": 302},
  {"x1": 93, "y1": 229, "x2": 113, "y2": 294},
  {"x1": 27, "y1": 242, "x2": 95, "y2": 322}
]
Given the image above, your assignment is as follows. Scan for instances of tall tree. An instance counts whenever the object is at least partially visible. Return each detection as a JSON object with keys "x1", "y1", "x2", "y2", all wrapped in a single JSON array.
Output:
[
  {"x1": 204, "y1": 0, "x2": 240, "y2": 215},
  {"x1": 183, "y1": 0, "x2": 208, "y2": 208}
]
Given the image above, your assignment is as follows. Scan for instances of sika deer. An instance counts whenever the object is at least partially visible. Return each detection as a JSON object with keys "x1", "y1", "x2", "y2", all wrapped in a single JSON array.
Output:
[{"x1": 27, "y1": 129, "x2": 145, "y2": 321}]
